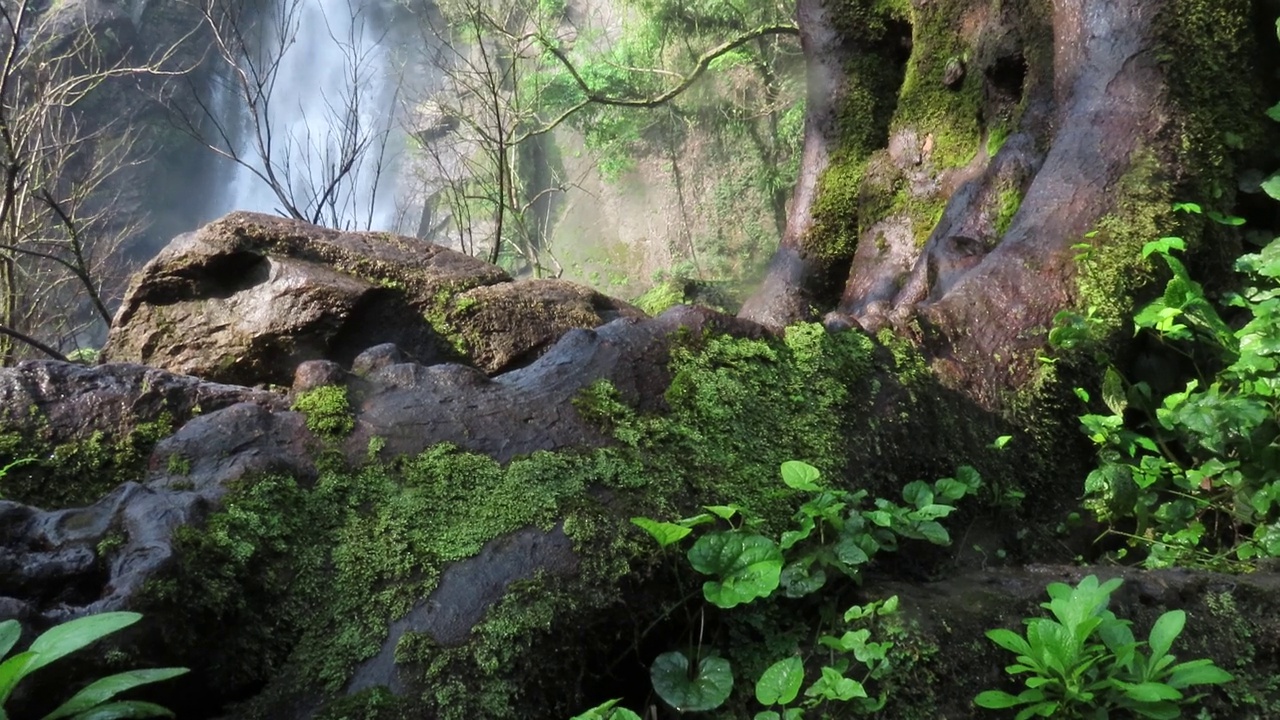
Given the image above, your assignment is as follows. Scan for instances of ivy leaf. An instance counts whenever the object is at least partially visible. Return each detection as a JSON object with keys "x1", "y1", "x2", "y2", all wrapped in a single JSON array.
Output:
[
  {"x1": 755, "y1": 656, "x2": 804, "y2": 706},
  {"x1": 650, "y1": 652, "x2": 733, "y2": 713},
  {"x1": 688, "y1": 531, "x2": 783, "y2": 608}
]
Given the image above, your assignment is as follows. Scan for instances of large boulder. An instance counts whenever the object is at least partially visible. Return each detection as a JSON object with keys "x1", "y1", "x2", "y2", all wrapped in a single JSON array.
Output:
[{"x1": 102, "y1": 212, "x2": 643, "y2": 385}]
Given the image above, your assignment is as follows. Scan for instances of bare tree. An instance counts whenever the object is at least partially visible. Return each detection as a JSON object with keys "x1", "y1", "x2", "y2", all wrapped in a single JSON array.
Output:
[
  {"x1": 401, "y1": 0, "x2": 799, "y2": 276},
  {"x1": 0, "y1": 0, "x2": 186, "y2": 364},
  {"x1": 175, "y1": 0, "x2": 401, "y2": 231}
]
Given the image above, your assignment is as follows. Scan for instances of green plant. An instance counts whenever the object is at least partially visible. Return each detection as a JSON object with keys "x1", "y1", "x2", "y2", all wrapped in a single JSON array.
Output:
[
  {"x1": 0, "y1": 457, "x2": 35, "y2": 499},
  {"x1": 616, "y1": 460, "x2": 981, "y2": 716},
  {"x1": 1073, "y1": 215, "x2": 1280, "y2": 568},
  {"x1": 0, "y1": 611, "x2": 188, "y2": 719},
  {"x1": 975, "y1": 575, "x2": 1233, "y2": 719},
  {"x1": 291, "y1": 385, "x2": 356, "y2": 439}
]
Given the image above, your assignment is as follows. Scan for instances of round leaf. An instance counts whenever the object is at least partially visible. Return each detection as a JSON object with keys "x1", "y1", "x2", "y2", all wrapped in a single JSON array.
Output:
[
  {"x1": 780, "y1": 461, "x2": 822, "y2": 491},
  {"x1": 688, "y1": 532, "x2": 782, "y2": 608},
  {"x1": 755, "y1": 656, "x2": 804, "y2": 706},
  {"x1": 650, "y1": 652, "x2": 734, "y2": 713}
]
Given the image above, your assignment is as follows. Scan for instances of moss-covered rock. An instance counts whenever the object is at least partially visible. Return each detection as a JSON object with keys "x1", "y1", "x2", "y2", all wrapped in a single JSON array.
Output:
[{"x1": 103, "y1": 213, "x2": 640, "y2": 385}]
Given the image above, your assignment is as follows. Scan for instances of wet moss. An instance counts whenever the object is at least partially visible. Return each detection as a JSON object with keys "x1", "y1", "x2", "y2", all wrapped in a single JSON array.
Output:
[{"x1": 0, "y1": 415, "x2": 174, "y2": 509}]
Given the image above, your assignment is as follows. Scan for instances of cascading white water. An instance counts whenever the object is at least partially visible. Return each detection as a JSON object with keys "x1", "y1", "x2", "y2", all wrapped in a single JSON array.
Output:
[{"x1": 210, "y1": 0, "x2": 403, "y2": 232}]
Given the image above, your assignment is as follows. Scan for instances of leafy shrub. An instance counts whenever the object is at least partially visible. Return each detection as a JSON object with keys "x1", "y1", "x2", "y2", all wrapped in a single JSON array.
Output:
[
  {"x1": 975, "y1": 575, "x2": 1232, "y2": 719},
  {"x1": 0, "y1": 611, "x2": 188, "y2": 719},
  {"x1": 1073, "y1": 216, "x2": 1280, "y2": 568},
  {"x1": 588, "y1": 460, "x2": 981, "y2": 718}
]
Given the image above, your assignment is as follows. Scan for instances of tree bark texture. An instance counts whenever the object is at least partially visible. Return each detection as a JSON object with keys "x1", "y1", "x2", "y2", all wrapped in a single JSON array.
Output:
[{"x1": 742, "y1": 0, "x2": 1263, "y2": 407}]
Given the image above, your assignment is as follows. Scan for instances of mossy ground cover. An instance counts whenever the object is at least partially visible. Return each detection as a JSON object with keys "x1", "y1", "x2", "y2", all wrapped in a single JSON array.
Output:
[
  {"x1": 0, "y1": 414, "x2": 174, "y2": 509},
  {"x1": 137, "y1": 324, "x2": 926, "y2": 718},
  {"x1": 132, "y1": 319, "x2": 1081, "y2": 719}
]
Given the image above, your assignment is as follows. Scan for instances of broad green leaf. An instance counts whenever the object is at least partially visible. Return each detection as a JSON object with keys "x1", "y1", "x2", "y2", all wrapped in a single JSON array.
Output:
[
  {"x1": 27, "y1": 613, "x2": 141, "y2": 674},
  {"x1": 880, "y1": 595, "x2": 899, "y2": 614},
  {"x1": 755, "y1": 656, "x2": 804, "y2": 706},
  {"x1": 986, "y1": 629, "x2": 1032, "y2": 656},
  {"x1": 704, "y1": 505, "x2": 740, "y2": 521},
  {"x1": 804, "y1": 666, "x2": 866, "y2": 701},
  {"x1": 1166, "y1": 659, "x2": 1234, "y2": 688},
  {"x1": 1207, "y1": 210, "x2": 1246, "y2": 226},
  {"x1": 916, "y1": 521, "x2": 950, "y2": 545},
  {"x1": 753, "y1": 712, "x2": 781, "y2": 720},
  {"x1": 973, "y1": 690, "x2": 1022, "y2": 709},
  {"x1": 43, "y1": 668, "x2": 189, "y2": 720},
  {"x1": 1263, "y1": 173, "x2": 1280, "y2": 201},
  {"x1": 1102, "y1": 366, "x2": 1127, "y2": 415},
  {"x1": 630, "y1": 518, "x2": 691, "y2": 548},
  {"x1": 1119, "y1": 681, "x2": 1182, "y2": 702},
  {"x1": 780, "y1": 514, "x2": 815, "y2": 550},
  {"x1": 52, "y1": 701, "x2": 174, "y2": 720},
  {"x1": 1142, "y1": 237, "x2": 1185, "y2": 259},
  {"x1": 0, "y1": 651, "x2": 38, "y2": 703},
  {"x1": 955, "y1": 466, "x2": 982, "y2": 491},
  {"x1": 779, "y1": 560, "x2": 827, "y2": 598},
  {"x1": 934, "y1": 478, "x2": 969, "y2": 501},
  {"x1": 570, "y1": 699, "x2": 643, "y2": 720},
  {"x1": 688, "y1": 532, "x2": 783, "y2": 608},
  {"x1": 911, "y1": 504, "x2": 956, "y2": 522},
  {"x1": 902, "y1": 481, "x2": 933, "y2": 509},
  {"x1": 650, "y1": 652, "x2": 733, "y2": 713},
  {"x1": 991, "y1": 435, "x2": 1013, "y2": 450},
  {"x1": 1147, "y1": 610, "x2": 1184, "y2": 662},
  {"x1": 0, "y1": 621, "x2": 18, "y2": 660},
  {"x1": 832, "y1": 535, "x2": 870, "y2": 567},
  {"x1": 865, "y1": 510, "x2": 892, "y2": 527},
  {"x1": 780, "y1": 461, "x2": 822, "y2": 491},
  {"x1": 1128, "y1": 703, "x2": 1181, "y2": 720}
]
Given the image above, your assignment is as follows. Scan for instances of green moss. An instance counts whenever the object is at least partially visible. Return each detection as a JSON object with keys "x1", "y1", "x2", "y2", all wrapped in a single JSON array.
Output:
[
  {"x1": 423, "y1": 291, "x2": 474, "y2": 358},
  {"x1": 986, "y1": 123, "x2": 1011, "y2": 157},
  {"x1": 0, "y1": 415, "x2": 174, "y2": 508},
  {"x1": 292, "y1": 386, "x2": 356, "y2": 439},
  {"x1": 632, "y1": 280, "x2": 687, "y2": 316},
  {"x1": 993, "y1": 187, "x2": 1022, "y2": 237},
  {"x1": 145, "y1": 322, "x2": 882, "y2": 718},
  {"x1": 1071, "y1": 0, "x2": 1261, "y2": 338},
  {"x1": 166, "y1": 453, "x2": 191, "y2": 476}
]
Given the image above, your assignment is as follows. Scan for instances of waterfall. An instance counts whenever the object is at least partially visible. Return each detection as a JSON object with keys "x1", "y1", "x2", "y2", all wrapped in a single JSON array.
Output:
[{"x1": 208, "y1": 0, "x2": 403, "y2": 232}]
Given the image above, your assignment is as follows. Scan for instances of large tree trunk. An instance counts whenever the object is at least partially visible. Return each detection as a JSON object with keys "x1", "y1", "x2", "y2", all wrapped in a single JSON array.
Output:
[{"x1": 742, "y1": 0, "x2": 1262, "y2": 405}]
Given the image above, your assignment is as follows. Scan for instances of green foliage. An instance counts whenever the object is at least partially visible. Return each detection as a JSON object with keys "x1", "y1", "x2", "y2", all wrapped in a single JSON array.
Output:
[
  {"x1": 0, "y1": 415, "x2": 174, "y2": 508},
  {"x1": 0, "y1": 457, "x2": 34, "y2": 499},
  {"x1": 570, "y1": 698, "x2": 642, "y2": 720},
  {"x1": 0, "y1": 612, "x2": 187, "y2": 720},
  {"x1": 292, "y1": 386, "x2": 355, "y2": 439},
  {"x1": 632, "y1": 280, "x2": 687, "y2": 316},
  {"x1": 619, "y1": 460, "x2": 979, "y2": 717},
  {"x1": 1073, "y1": 208, "x2": 1280, "y2": 568},
  {"x1": 975, "y1": 575, "x2": 1233, "y2": 719}
]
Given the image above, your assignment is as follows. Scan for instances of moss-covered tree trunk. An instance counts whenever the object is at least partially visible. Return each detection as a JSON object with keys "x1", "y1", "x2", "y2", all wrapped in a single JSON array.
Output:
[{"x1": 742, "y1": 0, "x2": 1261, "y2": 404}]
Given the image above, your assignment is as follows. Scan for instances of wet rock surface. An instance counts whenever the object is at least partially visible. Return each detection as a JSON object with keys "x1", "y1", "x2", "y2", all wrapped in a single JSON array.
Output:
[{"x1": 1, "y1": 305, "x2": 756, "y2": 628}]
